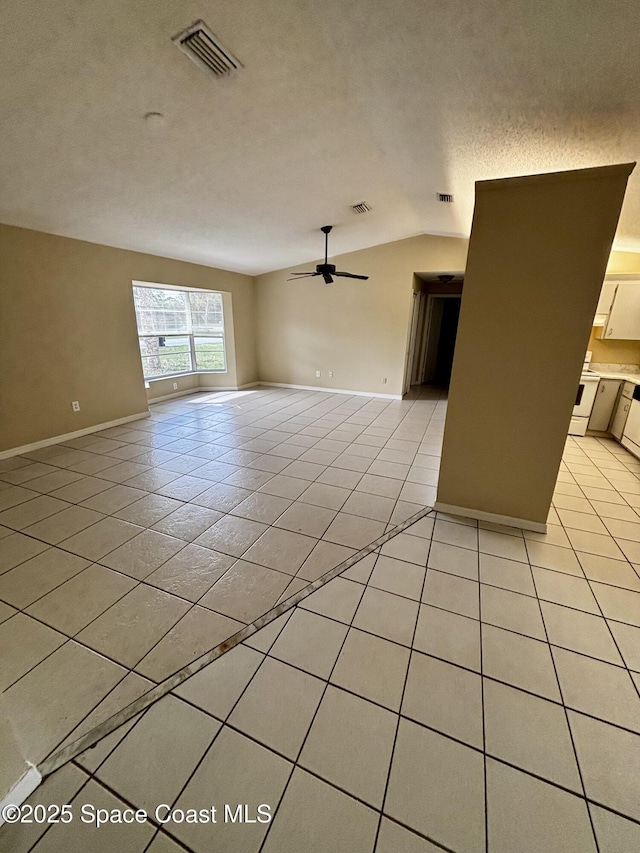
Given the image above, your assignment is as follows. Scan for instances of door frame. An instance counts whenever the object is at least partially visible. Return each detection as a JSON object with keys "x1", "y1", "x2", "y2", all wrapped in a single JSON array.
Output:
[{"x1": 403, "y1": 291, "x2": 425, "y2": 395}]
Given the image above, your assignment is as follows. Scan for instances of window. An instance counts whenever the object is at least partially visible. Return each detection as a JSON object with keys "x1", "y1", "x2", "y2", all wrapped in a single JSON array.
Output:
[{"x1": 132, "y1": 285, "x2": 226, "y2": 379}]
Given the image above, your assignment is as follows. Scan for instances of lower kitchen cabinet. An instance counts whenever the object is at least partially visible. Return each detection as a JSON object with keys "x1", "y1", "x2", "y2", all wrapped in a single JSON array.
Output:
[
  {"x1": 610, "y1": 382, "x2": 635, "y2": 440},
  {"x1": 621, "y1": 387, "x2": 640, "y2": 456},
  {"x1": 588, "y1": 379, "x2": 621, "y2": 431}
]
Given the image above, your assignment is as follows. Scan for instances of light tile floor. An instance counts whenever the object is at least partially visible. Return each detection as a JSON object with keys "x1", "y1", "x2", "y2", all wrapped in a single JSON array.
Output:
[
  {"x1": 0, "y1": 386, "x2": 444, "y2": 766},
  {"x1": 3, "y1": 421, "x2": 640, "y2": 851}
]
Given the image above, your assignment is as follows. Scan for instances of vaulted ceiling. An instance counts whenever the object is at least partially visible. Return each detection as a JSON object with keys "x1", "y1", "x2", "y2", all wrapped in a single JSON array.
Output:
[{"x1": 1, "y1": 0, "x2": 639, "y2": 274}]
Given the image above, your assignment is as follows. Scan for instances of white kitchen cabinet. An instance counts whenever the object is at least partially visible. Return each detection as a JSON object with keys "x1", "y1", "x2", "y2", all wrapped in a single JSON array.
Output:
[
  {"x1": 593, "y1": 279, "x2": 617, "y2": 324},
  {"x1": 602, "y1": 282, "x2": 640, "y2": 340},
  {"x1": 610, "y1": 382, "x2": 634, "y2": 439},
  {"x1": 588, "y1": 379, "x2": 621, "y2": 431},
  {"x1": 621, "y1": 396, "x2": 640, "y2": 458}
]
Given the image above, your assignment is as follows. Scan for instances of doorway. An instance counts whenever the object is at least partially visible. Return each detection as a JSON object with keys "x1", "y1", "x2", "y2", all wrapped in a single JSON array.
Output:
[
  {"x1": 405, "y1": 292, "x2": 462, "y2": 392},
  {"x1": 423, "y1": 295, "x2": 461, "y2": 387}
]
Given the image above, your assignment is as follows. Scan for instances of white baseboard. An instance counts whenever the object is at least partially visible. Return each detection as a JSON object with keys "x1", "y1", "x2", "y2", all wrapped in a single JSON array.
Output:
[
  {"x1": 0, "y1": 764, "x2": 41, "y2": 825},
  {"x1": 260, "y1": 382, "x2": 402, "y2": 400},
  {"x1": 197, "y1": 384, "x2": 255, "y2": 392},
  {"x1": 0, "y1": 412, "x2": 151, "y2": 460},
  {"x1": 149, "y1": 383, "x2": 259, "y2": 403},
  {"x1": 621, "y1": 435, "x2": 640, "y2": 460},
  {"x1": 147, "y1": 388, "x2": 200, "y2": 403},
  {"x1": 433, "y1": 501, "x2": 548, "y2": 533}
]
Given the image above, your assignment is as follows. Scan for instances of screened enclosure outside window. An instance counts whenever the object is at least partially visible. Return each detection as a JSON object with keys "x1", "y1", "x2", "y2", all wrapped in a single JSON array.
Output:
[{"x1": 133, "y1": 286, "x2": 226, "y2": 379}]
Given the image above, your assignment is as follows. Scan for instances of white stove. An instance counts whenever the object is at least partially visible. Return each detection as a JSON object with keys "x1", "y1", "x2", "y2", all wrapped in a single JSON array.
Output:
[{"x1": 569, "y1": 363, "x2": 600, "y2": 435}]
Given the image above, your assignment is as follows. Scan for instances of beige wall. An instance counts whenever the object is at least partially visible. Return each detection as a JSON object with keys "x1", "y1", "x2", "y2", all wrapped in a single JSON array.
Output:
[
  {"x1": 0, "y1": 224, "x2": 256, "y2": 453},
  {"x1": 254, "y1": 235, "x2": 469, "y2": 396},
  {"x1": 4, "y1": 217, "x2": 639, "y2": 456},
  {"x1": 145, "y1": 373, "x2": 200, "y2": 403},
  {"x1": 436, "y1": 163, "x2": 634, "y2": 529},
  {"x1": 607, "y1": 249, "x2": 640, "y2": 276},
  {"x1": 587, "y1": 333, "x2": 640, "y2": 366}
]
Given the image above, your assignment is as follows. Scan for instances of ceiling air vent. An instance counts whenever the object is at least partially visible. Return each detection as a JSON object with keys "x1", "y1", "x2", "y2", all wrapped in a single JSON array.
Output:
[
  {"x1": 172, "y1": 20, "x2": 242, "y2": 79},
  {"x1": 351, "y1": 202, "x2": 372, "y2": 214},
  {"x1": 437, "y1": 192, "x2": 454, "y2": 203}
]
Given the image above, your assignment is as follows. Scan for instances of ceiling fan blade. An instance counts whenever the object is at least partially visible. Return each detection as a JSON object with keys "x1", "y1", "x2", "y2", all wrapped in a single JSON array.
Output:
[
  {"x1": 334, "y1": 271, "x2": 369, "y2": 280},
  {"x1": 323, "y1": 273, "x2": 334, "y2": 284},
  {"x1": 287, "y1": 272, "x2": 318, "y2": 281},
  {"x1": 290, "y1": 271, "x2": 315, "y2": 275}
]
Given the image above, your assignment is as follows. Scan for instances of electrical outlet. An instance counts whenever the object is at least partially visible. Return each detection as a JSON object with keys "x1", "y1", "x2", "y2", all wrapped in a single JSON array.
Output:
[
  {"x1": 382, "y1": 378, "x2": 388, "y2": 384},
  {"x1": 71, "y1": 401, "x2": 80, "y2": 412},
  {"x1": 329, "y1": 371, "x2": 334, "y2": 378},
  {"x1": 173, "y1": 382, "x2": 178, "y2": 390},
  {"x1": 315, "y1": 370, "x2": 321, "y2": 378}
]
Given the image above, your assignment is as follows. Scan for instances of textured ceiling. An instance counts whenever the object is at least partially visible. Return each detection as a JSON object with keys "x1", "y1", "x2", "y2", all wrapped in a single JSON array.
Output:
[{"x1": 1, "y1": 0, "x2": 639, "y2": 274}]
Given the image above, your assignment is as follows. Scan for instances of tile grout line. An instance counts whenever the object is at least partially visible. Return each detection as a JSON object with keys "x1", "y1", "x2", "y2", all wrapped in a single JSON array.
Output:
[
  {"x1": 20, "y1": 768, "x2": 97, "y2": 853},
  {"x1": 69, "y1": 709, "x2": 462, "y2": 853},
  {"x1": 525, "y1": 541, "x2": 602, "y2": 853},
  {"x1": 0, "y1": 462, "x2": 433, "y2": 541},
  {"x1": 567, "y1": 440, "x2": 640, "y2": 515},
  {"x1": 372, "y1": 513, "x2": 440, "y2": 852},
  {"x1": 3, "y1": 510, "x2": 637, "y2": 612},
  {"x1": 37, "y1": 505, "x2": 435, "y2": 778},
  {"x1": 4, "y1": 543, "x2": 637, "y2": 700},
  {"x1": 174, "y1": 636, "x2": 640, "y2": 755},
  {"x1": 8, "y1": 538, "x2": 640, "y2": 769},
  {"x1": 166, "y1": 668, "x2": 640, "y2": 831},
  {"x1": 551, "y1": 512, "x2": 640, "y2": 706},
  {"x1": 19, "y1": 490, "x2": 640, "y2": 849},
  {"x1": 476, "y1": 522, "x2": 489, "y2": 853},
  {"x1": 382, "y1": 398, "x2": 439, "y2": 536},
  {"x1": 18, "y1": 392, "x2": 640, "y2": 824},
  {"x1": 255, "y1": 547, "x2": 372, "y2": 853},
  {"x1": 2, "y1": 389, "x2": 440, "y2": 493},
  {"x1": 0, "y1": 392, "x2": 440, "y2": 692},
  {"x1": 68, "y1": 610, "x2": 304, "y2": 851},
  {"x1": 81, "y1": 506, "x2": 640, "y2": 845},
  {"x1": 78, "y1": 473, "x2": 424, "y2": 850},
  {"x1": 1, "y1": 461, "x2": 438, "y2": 651}
]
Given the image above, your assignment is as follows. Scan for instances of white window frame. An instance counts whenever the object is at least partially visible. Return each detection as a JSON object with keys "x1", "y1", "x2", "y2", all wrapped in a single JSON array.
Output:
[{"x1": 132, "y1": 282, "x2": 227, "y2": 381}]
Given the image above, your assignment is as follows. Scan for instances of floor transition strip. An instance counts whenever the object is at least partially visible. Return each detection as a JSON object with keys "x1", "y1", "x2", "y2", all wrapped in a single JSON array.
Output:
[{"x1": 39, "y1": 505, "x2": 435, "y2": 778}]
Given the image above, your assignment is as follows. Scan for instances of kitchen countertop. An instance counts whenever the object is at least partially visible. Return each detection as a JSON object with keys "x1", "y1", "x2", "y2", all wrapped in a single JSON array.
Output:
[{"x1": 593, "y1": 371, "x2": 640, "y2": 385}]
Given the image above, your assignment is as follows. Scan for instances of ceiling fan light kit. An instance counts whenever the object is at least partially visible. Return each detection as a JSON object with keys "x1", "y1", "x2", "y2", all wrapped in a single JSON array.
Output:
[{"x1": 288, "y1": 225, "x2": 369, "y2": 284}]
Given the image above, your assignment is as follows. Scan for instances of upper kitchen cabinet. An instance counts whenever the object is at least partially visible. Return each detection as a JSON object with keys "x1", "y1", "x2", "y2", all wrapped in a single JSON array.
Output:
[
  {"x1": 602, "y1": 281, "x2": 640, "y2": 339},
  {"x1": 593, "y1": 279, "x2": 617, "y2": 326}
]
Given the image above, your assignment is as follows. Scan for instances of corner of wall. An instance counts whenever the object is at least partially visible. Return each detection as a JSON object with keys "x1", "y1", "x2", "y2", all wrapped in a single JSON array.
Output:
[
  {"x1": 253, "y1": 233, "x2": 469, "y2": 396},
  {"x1": 0, "y1": 698, "x2": 41, "y2": 813}
]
